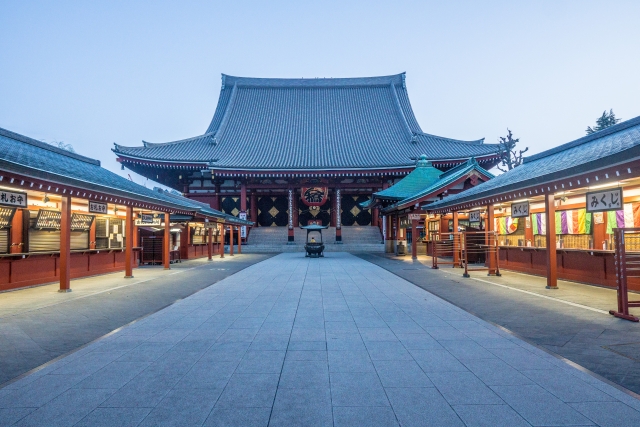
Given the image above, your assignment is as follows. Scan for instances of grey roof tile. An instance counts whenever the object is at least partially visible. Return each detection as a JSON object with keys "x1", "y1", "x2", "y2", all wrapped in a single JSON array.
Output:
[{"x1": 113, "y1": 73, "x2": 499, "y2": 170}]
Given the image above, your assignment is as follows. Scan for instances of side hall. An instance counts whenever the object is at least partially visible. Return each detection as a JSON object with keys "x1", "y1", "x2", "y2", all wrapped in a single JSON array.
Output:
[{"x1": 0, "y1": 127, "x2": 252, "y2": 293}]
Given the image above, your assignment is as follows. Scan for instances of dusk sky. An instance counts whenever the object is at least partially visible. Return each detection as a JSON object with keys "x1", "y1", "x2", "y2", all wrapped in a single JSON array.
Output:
[{"x1": 1, "y1": 0, "x2": 639, "y2": 186}]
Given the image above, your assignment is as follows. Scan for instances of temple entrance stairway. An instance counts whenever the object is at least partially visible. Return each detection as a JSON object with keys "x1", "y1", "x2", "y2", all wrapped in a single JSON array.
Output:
[{"x1": 242, "y1": 226, "x2": 384, "y2": 253}]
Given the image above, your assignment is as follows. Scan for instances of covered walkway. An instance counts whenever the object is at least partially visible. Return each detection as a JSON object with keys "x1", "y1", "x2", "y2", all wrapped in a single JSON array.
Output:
[{"x1": 2, "y1": 253, "x2": 639, "y2": 426}]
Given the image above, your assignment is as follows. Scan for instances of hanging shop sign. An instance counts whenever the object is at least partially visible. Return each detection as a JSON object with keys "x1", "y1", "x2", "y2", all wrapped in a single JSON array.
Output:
[
  {"x1": 34, "y1": 210, "x2": 61, "y2": 230},
  {"x1": 88, "y1": 201, "x2": 108, "y2": 214},
  {"x1": 239, "y1": 212, "x2": 247, "y2": 238},
  {"x1": 408, "y1": 213, "x2": 421, "y2": 221},
  {"x1": 0, "y1": 190, "x2": 27, "y2": 208},
  {"x1": 586, "y1": 188, "x2": 623, "y2": 213},
  {"x1": 469, "y1": 211, "x2": 481, "y2": 222},
  {"x1": 511, "y1": 201, "x2": 530, "y2": 218},
  {"x1": 0, "y1": 207, "x2": 17, "y2": 228},
  {"x1": 135, "y1": 214, "x2": 161, "y2": 226},
  {"x1": 70, "y1": 213, "x2": 94, "y2": 231},
  {"x1": 301, "y1": 187, "x2": 328, "y2": 207}
]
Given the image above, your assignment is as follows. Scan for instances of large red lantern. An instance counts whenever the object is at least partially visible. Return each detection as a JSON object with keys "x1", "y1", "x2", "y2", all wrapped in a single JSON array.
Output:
[{"x1": 301, "y1": 187, "x2": 328, "y2": 207}]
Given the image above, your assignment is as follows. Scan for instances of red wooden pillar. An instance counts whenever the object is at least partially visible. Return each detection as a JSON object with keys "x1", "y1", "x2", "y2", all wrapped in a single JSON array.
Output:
[
  {"x1": 544, "y1": 194, "x2": 558, "y2": 289},
  {"x1": 372, "y1": 207, "x2": 379, "y2": 227},
  {"x1": 240, "y1": 183, "x2": 247, "y2": 213},
  {"x1": 220, "y1": 223, "x2": 224, "y2": 258},
  {"x1": 229, "y1": 226, "x2": 234, "y2": 256},
  {"x1": 486, "y1": 205, "x2": 496, "y2": 275},
  {"x1": 163, "y1": 212, "x2": 170, "y2": 270},
  {"x1": 411, "y1": 218, "x2": 418, "y2": 260},
  {"x1": 250, "y1": 192, "x2": 258, "y2": 226},
  {"x1": 207, "y1": 227, "x2": 213, "y2": 261},
  {"x1": 59, "y1": 195, "x2": 72, "y2": 292},
  {"x1": 10, "y1": 209, "x2": 24, "y2": 253},
  {"x1": 237, "y1": 226, "x2": 241, "y2": 254},
  {"x1": 125, "y1": 206, "x2": 134, "y2": 278}
]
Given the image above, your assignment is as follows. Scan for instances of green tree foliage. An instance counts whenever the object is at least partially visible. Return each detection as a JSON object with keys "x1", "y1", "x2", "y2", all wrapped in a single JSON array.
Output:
[
  {"x1": 586, "y1": 109, "x2": 621, "y2": 134},
  {"x1": 496, "y1": 129, "x2": 528, "y2": 172}
]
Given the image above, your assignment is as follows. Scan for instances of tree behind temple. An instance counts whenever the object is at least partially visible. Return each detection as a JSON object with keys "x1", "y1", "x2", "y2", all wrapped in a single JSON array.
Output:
[
  {"x1": 496, "y1": 129, "x2": 528, "y2": 172},
  {"x1": 586, "y1": 109, "x2": 621, "y2": 134}
]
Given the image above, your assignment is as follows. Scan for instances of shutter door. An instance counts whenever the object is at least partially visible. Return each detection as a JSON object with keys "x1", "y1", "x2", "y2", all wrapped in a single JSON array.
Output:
[
  {"x1": 0, "y1": 229, "x2": 8, "y2": 254},
  {"x1": 71, "y1": 231, "x2": 89, "y2": 250},
  {"x1": 29, "y1": 229, "x2": 60, "y2": 252}
]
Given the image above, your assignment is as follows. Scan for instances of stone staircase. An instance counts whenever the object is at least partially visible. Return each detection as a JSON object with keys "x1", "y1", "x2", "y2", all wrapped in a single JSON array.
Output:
[{"x1": 243, "y1": 226, "x2": 384, "y2": 253}]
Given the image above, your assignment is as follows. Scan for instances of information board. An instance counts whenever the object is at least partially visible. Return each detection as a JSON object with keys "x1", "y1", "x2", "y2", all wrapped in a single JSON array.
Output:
[
  {"x1": 511, "y1": 201, "x2": 530, "y2": 218},
  {"x1": 586, "y1": 188, "x2": 623, "y2": 213}
]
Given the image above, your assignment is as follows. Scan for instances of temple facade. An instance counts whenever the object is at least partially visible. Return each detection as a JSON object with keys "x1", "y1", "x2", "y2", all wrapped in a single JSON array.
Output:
[{"x1": 113, "y1": 73, "x2": 500, "y2": 241}]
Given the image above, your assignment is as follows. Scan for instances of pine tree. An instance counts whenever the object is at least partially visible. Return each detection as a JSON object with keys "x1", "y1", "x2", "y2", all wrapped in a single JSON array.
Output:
[
  {"x1": 496, "y1": 129, "x2": 528, "y2": 172},
  {"x1": 586, "y1": 109, "x2": 621, "y2": 134}
]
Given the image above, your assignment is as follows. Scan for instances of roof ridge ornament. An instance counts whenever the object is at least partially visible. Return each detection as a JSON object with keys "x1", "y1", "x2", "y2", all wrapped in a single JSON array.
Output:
[
  {"x1": 410, "y1": 133, "x2": 418, "y2": 143},
  {"x1": 221, "y1": 74, "x2": 226, "y2": 90},
  {"x1": 402, "y1": 73, "x2": 406, "y2": 89}
]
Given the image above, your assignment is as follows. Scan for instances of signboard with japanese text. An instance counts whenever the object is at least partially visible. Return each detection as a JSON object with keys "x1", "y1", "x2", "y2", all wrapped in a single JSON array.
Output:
[
  {"x1": 135, "y1": 214, "x2": 161, "y2": 226},
  {"x1": 408, "y1": 213, "x2": 421, "y2": 221},
  {"x1": 0, "y1": 190, "x2": 27, "y2": 208},
  {"x1": 88, "y1": 201, "x2": 107, "y2": 214},
  {"x1": 239, "y1": 212, "x2": 247, "y2": 238},
  {"x1": 469, "y1": 211, "x2": 481, "y2": 222},
  {"x1": 511, "y1": 201, "x2": 530, "y2": 218},
  {"x1": 586, "y1": 188, "x2": 623, "y2": 213}
]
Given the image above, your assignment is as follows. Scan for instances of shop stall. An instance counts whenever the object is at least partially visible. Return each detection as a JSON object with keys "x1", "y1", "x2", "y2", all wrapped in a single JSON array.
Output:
[
  {"x1": 0, "y1": 127, "x2": 252, "y2": 292},
  {"x1": 425, "y1": 116, "x2": 640, "y2": 290}
]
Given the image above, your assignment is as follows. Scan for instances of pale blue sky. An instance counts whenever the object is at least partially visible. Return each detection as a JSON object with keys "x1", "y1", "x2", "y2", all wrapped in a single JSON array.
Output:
[{"x1": 1, "y1": 0, "x2": 639, "y2": 186}]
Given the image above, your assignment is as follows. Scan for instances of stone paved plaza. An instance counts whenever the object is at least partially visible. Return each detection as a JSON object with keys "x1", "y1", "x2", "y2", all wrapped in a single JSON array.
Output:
[{"x1": 2, "y1": 253, "x2": 640, "y2": 426}]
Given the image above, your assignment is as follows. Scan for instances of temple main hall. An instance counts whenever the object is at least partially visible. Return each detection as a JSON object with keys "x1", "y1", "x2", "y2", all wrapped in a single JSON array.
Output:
[{"x1": 113, "y1": 73, "x2": 500, "y2": 241}]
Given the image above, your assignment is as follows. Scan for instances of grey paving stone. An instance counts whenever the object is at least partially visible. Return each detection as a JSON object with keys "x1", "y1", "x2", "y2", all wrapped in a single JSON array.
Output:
[
  {"x1": 235, "y1": 350, "x2": 285, "y2": 374},
  {"x1": 328, "y1": 350, "x2": 375, "y2": 373},
  {"x1": 333, "y1": 406, "x2": 399, "y2": 427},
  {"x1": 410, "y1": 349, "x2": 469, "y2": 373},
  {"x1": 385, "y1": 387, "x2": 465, "y2": 427},
  {"x1": 373, "y1": 360, "x2": 433, "y2": 388},
  {"x1": 76, "y1": 361, "x2": 150, "y2": 389},
  {"x1": 270, "y1": 388, "x2": 332, "y2": 427},
  {"x1": 452, "y1": 404, "x2": 531, "y2": 427},
  {"x1": 74, "y1": 407, "x2": 152, "y2": 427},
  {"x1": 365, "y1": 341, "x2": 413, "y2": 360},
  {"x1": 359, "y1": 327, "x2": 398, "y2": 342},
  {"x1": 440, "y1": 340, "x2": 498, "y2": 361},
  {"x1": 0, "y1": 407, "x2": 35, "y2": 426},
  {"x1": 325, "y1": 333, "x2": 366, "y2": 351},
  {"x1": 492, "y1": 384, "x2": 594, "y2": 426},
  {"x1": 0, "y1": 374, "x2": 85, "y2": 408},
  {"x1": 522, "y1": 368, "x2": 617, "y2": 403},
  {"x1": 330, "y1": 372, "x2": 389, "y2": 406},
  {"x1": 99, "y1": 368, "x2": 182, "y2": 408},
  {"x1": 138, "y1": 387, "x2": 222, "y2": 427},
  {"x1": 279, "y1": 360, "x2": 329, "y2": 388},
  {"x1": 463, "y1": 359, "x2": 534, "y2": 386},
  {"x1": 570, "y1": 401, "x2": 640, "y2": 427},
  {"x1": 285, "y1": 350, "x2": 327, "y2": 361},
  {"x1": 394, "y1": 333, "x2": 444, "y2": 350},
  {"x1": 204, "y1": 406, "x2": 271, "y2": 427},
  {"x1": 15, "y1": 387, "x2": 115, "y2": 427},
  {"x1": 427, "y1": 371, "x2": 504, "y2": 405}
]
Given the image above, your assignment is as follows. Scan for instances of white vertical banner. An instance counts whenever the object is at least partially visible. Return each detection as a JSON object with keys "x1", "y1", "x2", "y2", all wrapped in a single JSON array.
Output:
[
  {"x1": 239, "y1": 212, "x2": 247, "y2": 238},
  {"x1": 382, "y1": 215, "x2": 387, "y2": 240}
]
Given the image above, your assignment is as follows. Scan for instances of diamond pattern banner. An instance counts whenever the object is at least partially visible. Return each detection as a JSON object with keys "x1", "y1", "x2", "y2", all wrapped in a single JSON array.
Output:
[
  {"x1": 341, "y1": 195, "x2": 371, "y2": 226},
  {"x1": 257, "y1": 196, "x2": 289, "y2": 226}
]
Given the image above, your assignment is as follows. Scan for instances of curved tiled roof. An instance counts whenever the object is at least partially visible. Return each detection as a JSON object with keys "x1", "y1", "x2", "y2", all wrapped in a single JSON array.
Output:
[
  {"x1": 424, "y1": 116, "x2": 640, "y2": 211},
  {"x1": 0, "y1": 127, "x2": 250, "y2": 225},
  {"x1": 114, "y1": 73, "x2": 499, "y2": 170}
]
